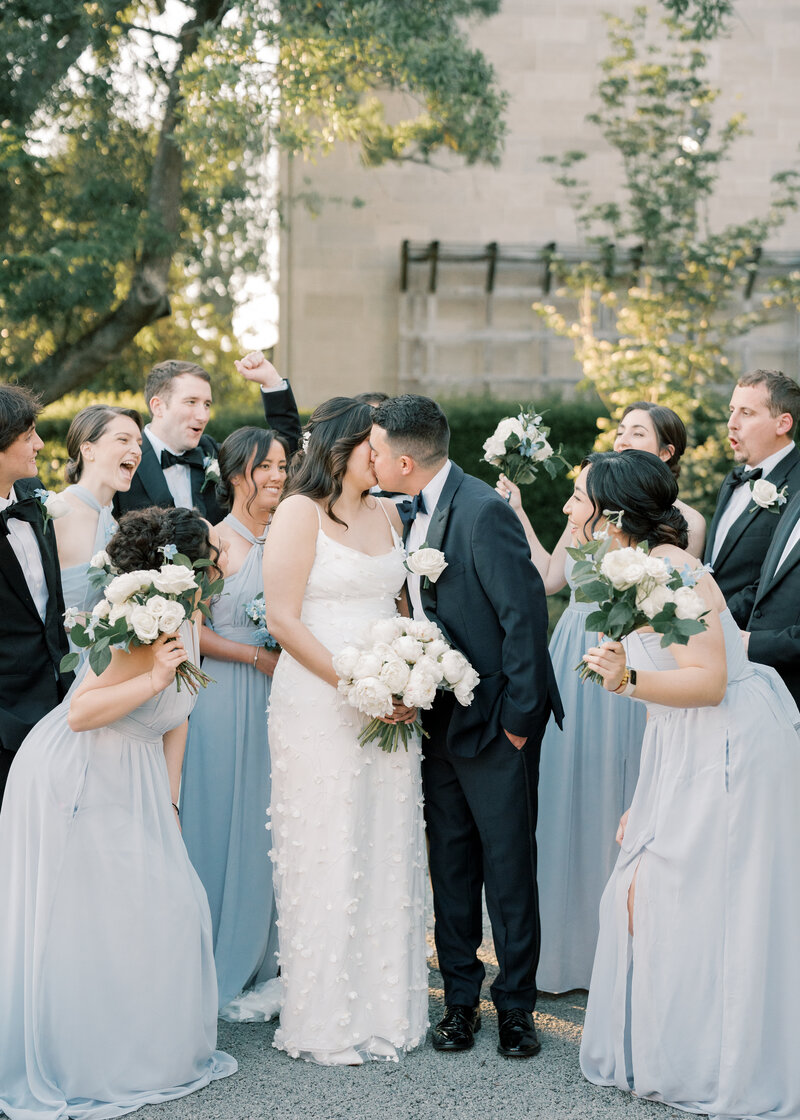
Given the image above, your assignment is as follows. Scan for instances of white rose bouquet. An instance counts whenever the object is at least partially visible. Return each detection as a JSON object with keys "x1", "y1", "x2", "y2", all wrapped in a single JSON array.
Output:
[
  {"x1": 567, "y1": 530, "x2": 709, "y2": 685},
  {"x1": 333, "y1": 616, "x2": 480, "y2": 752},
  {"x1": 60, "y1": 545, "x2": 223, "y2": 690},
  {"x1": 243, "y1": 592, "x2": 280, "y2": 651},
  {"x1": 481, "y1": 405, "x2": 567, "y2": 485}
]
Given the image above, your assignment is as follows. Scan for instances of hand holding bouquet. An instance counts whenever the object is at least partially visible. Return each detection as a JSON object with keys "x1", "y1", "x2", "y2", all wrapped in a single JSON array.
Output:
[
  {"x1": 333, "y1": 616, "x2": 480, "y2": 752},
  {"x1": 567, "y1": 531, "x2": 709, "y2": 685},
  {"x1": 482, "y1": 405, "x2": 568, "y2": 486}
]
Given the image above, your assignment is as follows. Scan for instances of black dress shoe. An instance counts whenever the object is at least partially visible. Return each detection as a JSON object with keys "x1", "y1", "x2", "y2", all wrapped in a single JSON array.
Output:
[
  {"x1": 431, "y1": 1005, "x2": 481, "y2": 1051},
  {"x1": 497, "y1": 1008, "x2": 541, "y2": 1057}
]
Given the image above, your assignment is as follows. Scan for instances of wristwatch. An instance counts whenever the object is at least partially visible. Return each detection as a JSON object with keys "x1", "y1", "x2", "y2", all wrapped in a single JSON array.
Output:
[{"x1": 615, "y1": 666, "x2": 637, "y2": 697}]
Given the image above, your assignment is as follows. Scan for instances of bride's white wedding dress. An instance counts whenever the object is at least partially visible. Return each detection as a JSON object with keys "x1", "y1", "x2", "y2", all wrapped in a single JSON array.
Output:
[{"x1": 266, "y1": 511, "x2": 428, "y2": 1064}]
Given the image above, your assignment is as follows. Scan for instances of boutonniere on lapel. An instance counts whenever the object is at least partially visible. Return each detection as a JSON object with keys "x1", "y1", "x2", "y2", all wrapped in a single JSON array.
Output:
[
  {"x1": 748, "y1": 479, "x2": 788, "y2": 515},
  {"x1": 33, "y1": 488, "x2": 71, "y2": 531},
  {"x1": 404, "y1": 543, "x2": 448, "y2": 589},
  {"x1": 202, "y1": 455, "x2": 220, "y2": 492}
]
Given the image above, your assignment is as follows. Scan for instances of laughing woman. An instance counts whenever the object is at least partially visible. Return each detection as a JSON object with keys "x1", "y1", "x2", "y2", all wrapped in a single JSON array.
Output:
[{"x1": 180, "y1": 426, "x2": 290, "y2": 1016}]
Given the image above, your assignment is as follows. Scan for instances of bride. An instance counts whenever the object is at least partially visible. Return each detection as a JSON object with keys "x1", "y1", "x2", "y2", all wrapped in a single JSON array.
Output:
[{"x1": 262, "y1": 397, "x2": 428, "y2": 1065}]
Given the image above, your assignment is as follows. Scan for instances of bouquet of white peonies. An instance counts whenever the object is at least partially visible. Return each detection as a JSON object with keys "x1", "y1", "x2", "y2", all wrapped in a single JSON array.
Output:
[
  {"x1": 482, "y1": 405, "x2": 567, "y2": 485},
  {"x1": 567, "y1": 531, "x2": 709, "y2": 685},
  {"x1": 60, "y1": 544, "x2": 223, "y2": 690},
  {"x1": 243, "y1": 592, "x2": 280, "y2": 651},
  {"x1": 333, "y1": 616, "x2": 480, "y2": 752}
]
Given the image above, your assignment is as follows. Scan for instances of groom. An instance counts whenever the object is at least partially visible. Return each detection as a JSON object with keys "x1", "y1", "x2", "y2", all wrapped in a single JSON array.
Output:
[{"x1": 371, "y1": 396, "x2": 563, "y2": 1058}]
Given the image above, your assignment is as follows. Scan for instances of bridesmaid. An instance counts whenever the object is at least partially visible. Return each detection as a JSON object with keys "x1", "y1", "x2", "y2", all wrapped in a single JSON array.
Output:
[
  {"x1": 55, "y1": 405, "x2": 143, "y2": 617},
  {"x1": 497, "y1": 402, "x2": 704, "y2": 993},
  {"x1": 180, "y1": 426, "x2": 289, "y2": 1015}
]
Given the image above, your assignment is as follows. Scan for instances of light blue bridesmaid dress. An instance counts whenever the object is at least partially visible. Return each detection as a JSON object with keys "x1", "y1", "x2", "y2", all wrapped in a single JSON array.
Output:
[
  {"x1": 0, "y1": 623, "x2": 236, "y2": 1120},
  {"x1": 180, "y1": 514, "x2": 279, "y2": 1014},
  {"x1": 535, "y1": 553, "x2": 647, "y2": 993},
  {"x1": 581, "y1": 610, "x2": 800, "y2": 1118},
  {"x1": 60, "y1": 484, "x2": 117, "y2": 629}
]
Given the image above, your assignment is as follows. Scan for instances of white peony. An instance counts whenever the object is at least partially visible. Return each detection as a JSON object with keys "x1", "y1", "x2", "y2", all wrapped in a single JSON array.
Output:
[
  {"x1": 673, "y1": 585, "x2": 707, "y2": 621},
  {"x1": 151, "y1": 564, "x2": 198, "y2": 594},
  {"x1": 354, "y1": 651, "x2": 383, "y2": 680},
  {"x1": 369, "y1": 617, "x2": 405, "y2": 645},
  {"x1": 404, "y1": 547, "x2": 448, "y2": 583},
  {"x1": 393, "y1": 635, "x2": 425, "y2": 663},
  {"x1": 453, "y1": 675, "x2": 478, "y2": 706},
  {"x1": 600, "y1": 547, "x2": 648, "y2": 590},
  {"x1": 90, "y1": 549, "x2": 112, "y2": 569},
  {"x1": 380, "y1": 657, "x2": 411, "y2": 695},
  {"x1": 424, "y1": 638, "x2": 449, "y2": 659},
  {"x1": 415, "y1": 654, "x2": 445, "y2": 685},
  {"x1": 351, "y1": 677, "x2": 394, "y2": 718},
  {"x1": 750, "y1": 479, "x2": 785, "y2": 509},
  {"x1": 129, "y1": 604, "x2": 160, "y2": 643},
  {"x1": 440, "y1": 648, "x2": 470, "y2": 685},
  {"x1": 402, "y1": 665, "x2": 439, "y2": 709},
  {"x1": 332, "y1": 645, "x2": 361, "y2": 680},
  {"x1": 157, "y1": 601, "x2": 186, "y2": 633},
  {"x1": 403, "y1": 618, "x2": 442, "y2": 643},
  {"x1": 636, "y1": 583, "x2": 674, "y2": 620}
]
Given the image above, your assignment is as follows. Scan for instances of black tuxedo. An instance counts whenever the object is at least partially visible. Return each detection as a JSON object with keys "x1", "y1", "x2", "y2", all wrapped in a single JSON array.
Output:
[
  {"x1": 704, "y1": 445, "x2": 800, "y2": 618},
  {"x1": 733, "y1": 490, "x2": 800, "y2": 707},
  {"x1": 0, "y1": 477, "x2": 73, "y2": 803},
  {"x1": 114, "y1": 382, "x2": 303, "y2": 524},
  {"x1": 407, "y1": 464, "x2": 563, "y2": 1011}
]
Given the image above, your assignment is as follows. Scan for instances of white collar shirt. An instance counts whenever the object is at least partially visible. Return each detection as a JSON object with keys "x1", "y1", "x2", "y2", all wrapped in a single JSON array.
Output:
[
  {"x1": 144, "y1": 426, "x2": 194, "y2": 510},
  {"x1": 712, "y1": 442, "x2": 795, "y2": 564},
  {"x1": 0, "y1": 486, "x2": 48, "y2": 621},
  {"x1": 407, "y1": 460, "x2": 452, "y2": 620}
]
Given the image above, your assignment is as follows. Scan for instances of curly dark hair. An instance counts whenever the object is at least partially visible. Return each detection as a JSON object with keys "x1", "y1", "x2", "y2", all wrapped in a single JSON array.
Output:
[
  {"x1": 283, "y1": 397, "x2": 374, "y2": 528},
  {"x1": 581, "y1": 450, "x2": 688, "y2": 549},
  {"x1": 107, "y1": 507, "x2": 218, "y2": 573},
  {"x1": 618, "y1": 401, "x2": 688, "y2": 480},
  {"x1": 65, "y1": 405, "x2": 143, "y2": 484},
  {"x1": 216, "y1": 427, "x2": 290, "y2": 514}
]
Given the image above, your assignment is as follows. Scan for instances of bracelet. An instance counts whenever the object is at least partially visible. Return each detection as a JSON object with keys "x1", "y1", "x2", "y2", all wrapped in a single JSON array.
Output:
[
  {"x1": 253, "y1": 648, "x2": 259, "y2": 668},
  {"x1": 146, "y1": 670, "x2": 158, "y2": 694},
  {"x1": 172, "y1": 802, "x2": 180, "y2": 817}
]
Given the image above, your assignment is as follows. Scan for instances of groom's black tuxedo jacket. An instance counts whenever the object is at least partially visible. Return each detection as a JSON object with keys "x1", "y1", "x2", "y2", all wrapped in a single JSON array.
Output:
[
  {"x1": 114, "y1": 382, "x2": 303, "y2": 525},
  {"x1": 408, "y1": 464, "x2": 563, "y2": 757},
  {"x1": 704, "y1": 444, "x2": 800, "y2": 620},
  {"x1": 0, "y1": 477, "x2": 73, "y2": 755},
  {"x1": 734, "y1": 490, "x2": 800, "y2": 707}
]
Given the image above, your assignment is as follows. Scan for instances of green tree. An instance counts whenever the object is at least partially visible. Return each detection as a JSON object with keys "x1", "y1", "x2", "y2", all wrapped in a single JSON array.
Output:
[
  {"x1": 2, "y1": 0, "x2": 507, "y2": 402},
  {"x1": 534, "y1": 7, "x2": 800, "y2": 431}
]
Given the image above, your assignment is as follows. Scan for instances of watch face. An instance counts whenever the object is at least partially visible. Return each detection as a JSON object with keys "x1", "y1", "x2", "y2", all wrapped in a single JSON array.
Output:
[{"x1": 629, "y1": 668, "x2": 638, "y2": 686}]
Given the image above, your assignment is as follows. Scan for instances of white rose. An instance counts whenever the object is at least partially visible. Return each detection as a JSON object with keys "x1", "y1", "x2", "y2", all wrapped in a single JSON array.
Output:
[
  {"x1": 105, "y1": 570, "x2": 155, "y2": 605},
  {"x1": 370, "y1": 617, "x2": 405, "y2": 645},
  {"x1": 495, "y1": 416, "x2": 526, "y2": 443},
  {"x1": 332, "y1": 645, "x2": 361, "y2": 680},
  {"x1": 354, "y1": 651, "x2": 383, "y2": 680},
  {"x1": 482, "y1": 434, "x2": 506, "y2": 462},
  {"x1": 402, "y1": 666, "x2": 438, "y2": 709},
  {"x1": 157, "y1": 601, "x2": 186, "y2": 633},
  {"x1": 108, "y1": 601, "x2": 134, "y2": 625},
  {"x1": 531, "y1": 438, "x2": 553, "y2": 462},
  {"x1": 380, "y1": 657, "x2": 411, "y2": 695},
  {"x1": 403, "y1": 618, "x2": 442, "y2": 643},
  {"x1": 673, "y1": 585, "x2": 707, "y2": 621},
  {"x1": 91, "y1": 599, "x2": 111, "y2": 619},
  {"x1": 636, "y1": 584, "x2": 674, "y2": 620},
  {"x1": 393, "y1": 635, "x2": 425, "y2": 663},
  {"x1": 750, "y1": 479, "x2": 780, "y2": 508},
  {"x1": 90, "y1": 549, "x2": 112, "y2": 569},
  {"x1": 351, "y1": 677, "x2": 393, "y2": 719},
  {"x1": 151, "y1": 564, "x2": 198, "y2": 594},
  {"x1": 600, "y1": 548, "x2": 648, "y2": 591},
  {"x1": 405, "y1": 547, "x2": 447, "y2": 583},
  {"x1": 146, "y1": 595, "x2": 171, "y2": 618},
  {"x1": 440, "y1": 648, "x2": 469, "y2": 685},
  {"x1": 44, "y1": 492, "x2": 71, "y2": 519},
  {"x1": 129, "y1": 604, "x2": 160, "y2": 643},
  {"x1": 643, "y1": 554, "x2": 672, "y2": 585}
]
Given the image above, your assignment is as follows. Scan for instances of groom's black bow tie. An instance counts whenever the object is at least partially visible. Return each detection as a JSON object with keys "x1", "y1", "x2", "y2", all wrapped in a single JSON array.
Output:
[
  {"x1": 409, "y1": 491, "x2": 427, "y2": 519},
  {"x1": 0, "y1": 497, "x2": 40, "y2": 536},
  {"x1": 160, "y1": 447, "x2": 205, "y2": 471},
  {"x1": 730, "y1": 465, "x2": 763, "y2": 488}
]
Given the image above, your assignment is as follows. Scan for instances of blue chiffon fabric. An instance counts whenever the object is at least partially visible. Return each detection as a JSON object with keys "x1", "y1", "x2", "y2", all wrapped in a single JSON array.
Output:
[
  {"x1": 60, "y1": 485, "x2": 117, "y2": 651},
  {"x1": 180, "y1": 515, "x2": 279, "y2": 1013},
  {"x1": 535, "y1": 554, "x2": 647, "y2": 993}
]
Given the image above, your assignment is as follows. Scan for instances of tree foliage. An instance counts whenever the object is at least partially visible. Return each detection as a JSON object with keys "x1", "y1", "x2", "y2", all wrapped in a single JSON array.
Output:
[{"x1": 2, "y1": 0, "x2": 507, "y2": 401}]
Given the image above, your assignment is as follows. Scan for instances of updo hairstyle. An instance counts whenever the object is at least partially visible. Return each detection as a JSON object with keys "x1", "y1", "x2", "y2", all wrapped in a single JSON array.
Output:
[
  {"x1": 65, "y1": 405, "x2": 143, "y2": 484},
  {"x1": 107, "y1": 507, "x2": 217, "y2": 573},
  {"x1": 582, "y1": 450, "x2": 688, "y2": 549},
  {"x1": 216, "y1": 427, "x2": 290, "y2": 513}
]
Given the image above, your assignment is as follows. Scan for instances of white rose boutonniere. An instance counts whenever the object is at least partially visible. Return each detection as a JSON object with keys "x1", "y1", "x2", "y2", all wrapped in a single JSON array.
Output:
[
  {"x1": 749, "y1": 479, "x2": 788, "y2": 514},
  {"x1": 202, "y1": 456, "x2": 220, "y2": 492},
  {"x1": 404, "y1": 543, "x2": 448, "y2": 589},
  {"x1": 34, "y1": 488, "x2": 71, "y2": 531}
]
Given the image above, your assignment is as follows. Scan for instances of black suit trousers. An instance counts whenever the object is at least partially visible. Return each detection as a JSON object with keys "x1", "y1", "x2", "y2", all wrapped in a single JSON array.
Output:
[{"x1": 422, "y1": 695, "x2": 542, "y2": 1011}]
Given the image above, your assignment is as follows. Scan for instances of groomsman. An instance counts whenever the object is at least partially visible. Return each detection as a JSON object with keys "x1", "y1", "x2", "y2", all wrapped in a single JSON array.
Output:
[
  {"x1": 0, "y1": 386, "x2": 73, "y2": 805},
  {"x1": 736, "y1": 489, "x2": 800, "y2": 707},
  {"x1": 115, "y1": 352, "x2": 302, "y2": 524},
  {"x1": 370, "y1": 396, "x2": 563, "y2": 1059},
  {"x1": 704, "y1": 369, "x2": 800, "y2": 621}
]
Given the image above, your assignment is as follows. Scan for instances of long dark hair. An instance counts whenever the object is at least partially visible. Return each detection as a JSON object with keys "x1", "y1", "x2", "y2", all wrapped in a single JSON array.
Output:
[
  {"x1": 619, "y1": 401, "x2": 687, "y2": 480},
  {"x1": 581, "y1": 450, "x2": 688, "y2": 549},
  {"x1": 283, "y1": 397, "x2": 373, "y2": 528},
  {"x1": 216, "y1": 427, "x2": 290, "y2": 515},
  {"x1": 65, "y1": 405, "x2": 143, "y2": 484}
]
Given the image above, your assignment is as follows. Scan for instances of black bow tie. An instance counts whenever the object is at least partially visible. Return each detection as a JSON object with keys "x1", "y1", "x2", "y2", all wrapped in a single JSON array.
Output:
[
  {"x1": 730, "y1": 465, "x2": 763, "y2": 489},
  {"x1": 0, "y1": 496, "x2": 40, "y2": 536},
  {"x1": 160, "y1": 447, "x2": 205, "y2": 471},
  {"x1": 409, "y1": 491, "x2": 427, "y2": 519}
]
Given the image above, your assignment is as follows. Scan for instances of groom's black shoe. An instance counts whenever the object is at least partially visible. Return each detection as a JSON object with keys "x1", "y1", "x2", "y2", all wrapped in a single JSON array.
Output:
[
  {"x1": 431, "y1": 1005, "x2": 481, "y2": 1052},
  {"x1": 497, "y1": 1009, "x2": 541, "y2": 1058}
]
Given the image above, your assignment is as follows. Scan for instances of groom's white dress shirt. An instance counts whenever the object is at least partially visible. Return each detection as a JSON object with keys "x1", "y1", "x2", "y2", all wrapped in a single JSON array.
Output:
[
  {"x1": 407, "y1": 460, "x2": 452, "y2": 621},
  {"x1": 143, "y1": 426, "x2": 194, "y2": 510},
  {"x1": 0, "y1": 487, "x2": 48, "y2": 621},
  {"x1": 711, "y1": 442, "x2": 794, "y2": 564}
]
